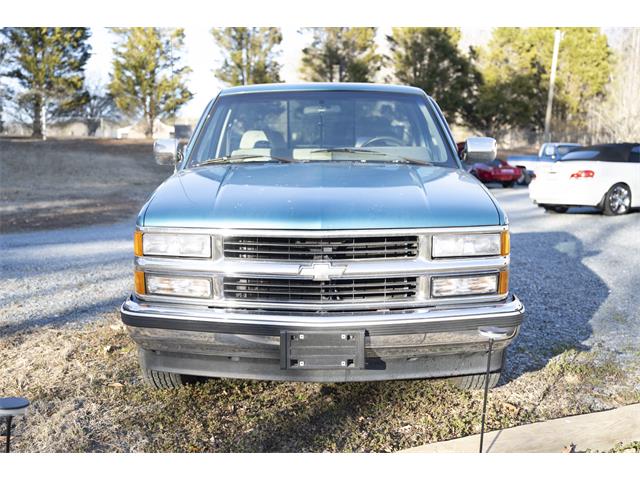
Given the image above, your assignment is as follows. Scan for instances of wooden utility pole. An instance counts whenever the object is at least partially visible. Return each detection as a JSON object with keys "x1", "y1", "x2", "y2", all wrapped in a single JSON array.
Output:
[{"x1": 543, "y1": 29, "x2": 563, "y2": 143}]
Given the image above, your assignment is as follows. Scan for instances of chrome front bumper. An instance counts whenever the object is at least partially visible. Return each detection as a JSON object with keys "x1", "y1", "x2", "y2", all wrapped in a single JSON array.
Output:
[{"x1": 121, "y1": 294, "x2": 524, "y2": 382}]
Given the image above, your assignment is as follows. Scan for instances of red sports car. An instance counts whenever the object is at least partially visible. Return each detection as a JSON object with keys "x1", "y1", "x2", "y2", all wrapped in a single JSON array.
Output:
[{"x1": 467, "y1": 159, "x2": 523, "y2": 188}]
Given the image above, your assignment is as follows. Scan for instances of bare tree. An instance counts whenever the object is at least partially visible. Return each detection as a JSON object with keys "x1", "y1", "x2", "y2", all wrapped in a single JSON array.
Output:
[
  {"x1": 77, "y1": 81, "x2": 120, "y2": 136},
  {"x1": 588, "y1": 28, "x2": 640, "y2": 142}
]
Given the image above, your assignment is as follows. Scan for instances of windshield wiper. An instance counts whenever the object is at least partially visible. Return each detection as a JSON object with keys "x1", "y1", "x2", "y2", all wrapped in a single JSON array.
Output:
[
  {"x1": 194, "y1": 154, "x2": 298, "y2": 167},
  {"x1": 310, "y1": 147, "x2": 387, "y2": 156},
  {"x1": 309, "y1": 148, "x2": 433, "y2": 166}
]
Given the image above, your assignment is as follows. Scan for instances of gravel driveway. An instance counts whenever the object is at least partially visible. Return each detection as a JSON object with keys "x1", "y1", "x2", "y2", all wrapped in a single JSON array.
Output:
[
  {"x1": 2, "y1": 186, "x2": 639, "y2": 380},
  {"x1": 0, "y1": 220, "x2": 133, "y2": 334},
  {"x1": 490, "y1": 187, "x2": 640, "y2": 381}
]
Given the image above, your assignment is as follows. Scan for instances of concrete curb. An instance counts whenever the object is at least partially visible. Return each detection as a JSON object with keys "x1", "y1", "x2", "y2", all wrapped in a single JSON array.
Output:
[{"x1": 402, "y1": 403, "x2": 640, "y2": 453}]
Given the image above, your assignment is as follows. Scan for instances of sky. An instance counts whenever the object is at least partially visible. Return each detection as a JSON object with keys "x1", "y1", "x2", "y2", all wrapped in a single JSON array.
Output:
[{"x1": 86, "y1": 27, "x2": 493, "y2": 120}]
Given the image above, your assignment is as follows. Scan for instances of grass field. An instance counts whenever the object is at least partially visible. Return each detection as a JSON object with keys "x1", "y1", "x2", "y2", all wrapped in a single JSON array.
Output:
[{"x1": 0, "y1": 137, "x2": 171, "y2": 232}]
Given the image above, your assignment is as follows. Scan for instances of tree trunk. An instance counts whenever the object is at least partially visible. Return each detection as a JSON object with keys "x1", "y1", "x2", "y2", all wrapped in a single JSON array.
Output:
[
  {"x1": 146, "y1": 96, "x2": 157, "y2": 138},
  {"x1": 32, "y1": 96, "x2": 43, "y2": 138},
  {"x1": 146, "y1": 113, "x2": 154, "y2": 138},
  {"x1": 87, "y1": 119, "x2": 100, "y2": 136}
]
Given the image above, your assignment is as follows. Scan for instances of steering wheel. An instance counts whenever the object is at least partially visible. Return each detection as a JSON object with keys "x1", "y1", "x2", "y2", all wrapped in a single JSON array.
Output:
[{"x1": 360, "y1": 136, "x2": 404, "y2": 147}]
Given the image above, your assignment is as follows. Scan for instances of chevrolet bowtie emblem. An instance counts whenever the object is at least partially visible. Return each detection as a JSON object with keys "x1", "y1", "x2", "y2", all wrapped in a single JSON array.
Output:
[{"x1": 298, "y1": 263, "x2": 346, "y2": 281}]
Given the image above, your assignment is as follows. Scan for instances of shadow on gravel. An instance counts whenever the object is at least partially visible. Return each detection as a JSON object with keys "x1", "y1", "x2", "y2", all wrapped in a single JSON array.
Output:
[{"x1": 504, "y1": 231, "x2": 608, "y2": 381}]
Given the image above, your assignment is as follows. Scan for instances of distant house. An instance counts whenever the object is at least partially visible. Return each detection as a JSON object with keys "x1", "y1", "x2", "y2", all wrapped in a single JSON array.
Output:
[
  {"x1": 116, "y1": 119, "x2": 174, "y2": 139},
  {"x1": 1, "y1": 118, "x2": 122, "y2": 138},
  {"x1": 1, "y1": 117, "x2": 194, "y2": 139},
  {"x1": 46, "y1": 119, "x2": 90, "y2": 137}
]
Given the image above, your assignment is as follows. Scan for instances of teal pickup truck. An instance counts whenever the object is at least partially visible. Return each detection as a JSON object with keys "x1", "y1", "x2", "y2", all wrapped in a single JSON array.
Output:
[{"x1": 121, "y1": 83, "x2": 524, "y2": 389}]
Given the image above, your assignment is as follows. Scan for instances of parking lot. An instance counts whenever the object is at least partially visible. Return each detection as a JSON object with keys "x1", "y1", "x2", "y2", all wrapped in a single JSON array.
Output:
[{"x1": 1, "y1": 139, "x2": 639, "y2": 452}]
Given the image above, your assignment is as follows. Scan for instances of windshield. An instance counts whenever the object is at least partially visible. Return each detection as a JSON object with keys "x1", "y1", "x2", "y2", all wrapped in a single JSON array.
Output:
[
  {"x1": 556, "y1": 145, "x2": 577, "y2": 157},
  {"x1": 187, "y1": 91, "x2": 457, "y2": 167}
]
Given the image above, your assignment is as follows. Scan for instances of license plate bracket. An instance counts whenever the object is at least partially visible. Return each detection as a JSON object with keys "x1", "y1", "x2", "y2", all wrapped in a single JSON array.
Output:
[{"x1": 280, "y1": 330, "x2": 365, "y2": 370}]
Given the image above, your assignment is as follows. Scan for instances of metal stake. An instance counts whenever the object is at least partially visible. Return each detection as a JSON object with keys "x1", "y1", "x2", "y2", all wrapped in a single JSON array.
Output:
[
  {"x1": 1, "y1": 397, "x2": 30, "y2": 453},
  {"x1": 479, "y1": 338, "x2": 494, "y2": 453},
  {"x1": 4, "y1": 416, "x2": 12, "y2": 453},
  {"x1": 477, "y1": 328, "x2": 512, "y2": 453}
]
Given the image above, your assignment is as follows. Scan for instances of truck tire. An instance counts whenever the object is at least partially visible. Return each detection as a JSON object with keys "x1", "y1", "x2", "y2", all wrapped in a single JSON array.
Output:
[
  {"x1": 142, "y1": 368, "x2": 187, "y2": 389},
  {"x1": 502, "y1": 181, "x2": 515, "y2": 188},
  {"x1": 448, "y1": 372, "x2": 501, "y2": 390}
]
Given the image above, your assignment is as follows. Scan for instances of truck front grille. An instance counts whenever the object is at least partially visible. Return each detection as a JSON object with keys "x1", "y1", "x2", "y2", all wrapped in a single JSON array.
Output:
[
  {"x1": 223, "y1": 236, "x2": 419, "y2": 261},
  {"x1": 223, "y1": 276, "x2": 418, "y2": 304}
]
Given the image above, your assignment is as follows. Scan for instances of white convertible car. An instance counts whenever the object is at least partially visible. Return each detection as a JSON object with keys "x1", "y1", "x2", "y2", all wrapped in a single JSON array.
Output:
[{"x1": 529, "y1": 143, "x2": 640, "y2": 215}]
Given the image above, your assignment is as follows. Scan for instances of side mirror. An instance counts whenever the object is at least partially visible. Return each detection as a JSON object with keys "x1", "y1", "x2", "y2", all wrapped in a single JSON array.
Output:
[
  {"x1": 465, "y1": 137, "x2": 497, "y2": 163},
  {"x1": 153, "y1": 139, "x2": 179, "y2": 165}
]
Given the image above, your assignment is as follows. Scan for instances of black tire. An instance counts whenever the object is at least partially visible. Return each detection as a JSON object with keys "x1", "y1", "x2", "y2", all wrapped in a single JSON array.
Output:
[
  {"x1": 502, "y1": 181, "x2": 515, "y2": 188},
  {"x1": 541, "y1": 205, "x2": 568, "y2": 213},
  {"x1": 602, "y1": 183, "x2": 632, "y2": 216},
  {"x1": 516, "y1": 169, "x2": 531, "y2": 185},
  {"x1": 142, "y1": 368, "x2": 187, "y2": 389},
  {"x1": 448, "y1": 372, "x2": 501, "y2": 390}
]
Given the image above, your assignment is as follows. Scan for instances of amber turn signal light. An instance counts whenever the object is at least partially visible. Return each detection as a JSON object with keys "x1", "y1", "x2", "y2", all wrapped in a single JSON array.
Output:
[
  {"x1": 134, "y1": 271, "x2": 146, "y2": 295},
  {"x1": 500, "y1": 230, "x2": 510, "y2": 256},
  {"x1": 498, "y1": 270, "x2": 509, "y2": 295},
  {"x1": 134, "y1": 231, "x2": 143, "y2": 256}
]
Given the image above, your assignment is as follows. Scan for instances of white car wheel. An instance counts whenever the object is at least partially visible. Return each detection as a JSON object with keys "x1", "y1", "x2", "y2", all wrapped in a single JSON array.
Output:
[{"x1": 603, "y1": 184, "x2": 631, "y2": 216}]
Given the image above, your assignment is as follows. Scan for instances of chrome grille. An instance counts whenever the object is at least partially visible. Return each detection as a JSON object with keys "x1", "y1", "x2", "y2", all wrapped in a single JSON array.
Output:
[
  {"x1": 224, "y1": 276, "x2": 418, "y2": 304},
  {"x1": 223, "y1": 236, "x2": 419, "y2": 261}
]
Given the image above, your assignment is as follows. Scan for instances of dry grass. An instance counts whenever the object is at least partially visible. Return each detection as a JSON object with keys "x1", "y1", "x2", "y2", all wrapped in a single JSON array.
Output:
[
  {"x1": 0, "y1": 138, "x2": 171, "y2": 232},
  {"x1": 1, "y1": 313, "x2": 639, "y2": 452}
]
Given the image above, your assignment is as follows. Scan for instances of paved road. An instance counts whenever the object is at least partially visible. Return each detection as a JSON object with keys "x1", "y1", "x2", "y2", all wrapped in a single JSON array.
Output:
[{"x1": 1, "y1": 187, "x2": 639, "y2": 378}]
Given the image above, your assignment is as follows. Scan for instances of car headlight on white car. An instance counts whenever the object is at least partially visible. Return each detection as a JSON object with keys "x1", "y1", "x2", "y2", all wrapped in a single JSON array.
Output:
[
  {"x1": 134, "y1": 232, "x2": 212, "y2": 258},
  {"x1": 431, "y1": 232, "x2": 509, "y2": 258}
]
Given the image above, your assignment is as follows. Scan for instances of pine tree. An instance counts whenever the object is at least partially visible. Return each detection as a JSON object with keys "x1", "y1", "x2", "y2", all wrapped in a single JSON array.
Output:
[
  {"x1": 109, "y1": 28, "x2": 193, "y2": 138},
  {"x1": 0, "y1": 27, "x2": 91, "y2": 138},
  {"x1": 387, "y1": 27, "x2": 481, "y2": 124},
  {"x1": 211, "y1": 28, "x2": 282, "y2": 85},
  {"x1": 300, "y1": 28, "x2": 382, "y2": 82}
]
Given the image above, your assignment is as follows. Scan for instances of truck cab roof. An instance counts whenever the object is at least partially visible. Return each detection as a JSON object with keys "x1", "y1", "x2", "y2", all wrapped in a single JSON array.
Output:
[{"x1": 218, "y1": 82, "x2": 427, "y2": 97}]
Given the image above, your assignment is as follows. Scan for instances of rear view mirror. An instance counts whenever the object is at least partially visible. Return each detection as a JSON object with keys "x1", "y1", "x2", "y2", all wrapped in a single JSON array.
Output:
[
  {"x1": 465, "y1": 137, "x2": 497, "y2": 163},
  {"x1": 153, "y1": 139, "x2": 179, "y2": 165},
  {"x1": 303, "y1": 104, "x2": 342, "y2": 115}
]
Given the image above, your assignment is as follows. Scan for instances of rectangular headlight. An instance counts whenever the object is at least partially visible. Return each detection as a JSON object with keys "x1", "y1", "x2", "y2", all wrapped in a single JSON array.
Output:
[
  {"x1": 145, "y1": 274, "x2": 212, "y2": 298},
  {"x1": 431, "y1": 274, "x2": 498, "y2": 297},
  {"x1": 141, "y1": 233, "x2": 212, "y2": 258},
  {"x1": 432, "y1": 234, "x2": 501, "y2": 258}
]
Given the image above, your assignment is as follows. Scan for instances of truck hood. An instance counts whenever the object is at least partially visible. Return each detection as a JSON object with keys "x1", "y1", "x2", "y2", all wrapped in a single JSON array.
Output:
[{"x1": 141, "y1": 162, "x2": 503, "y2": 229}]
